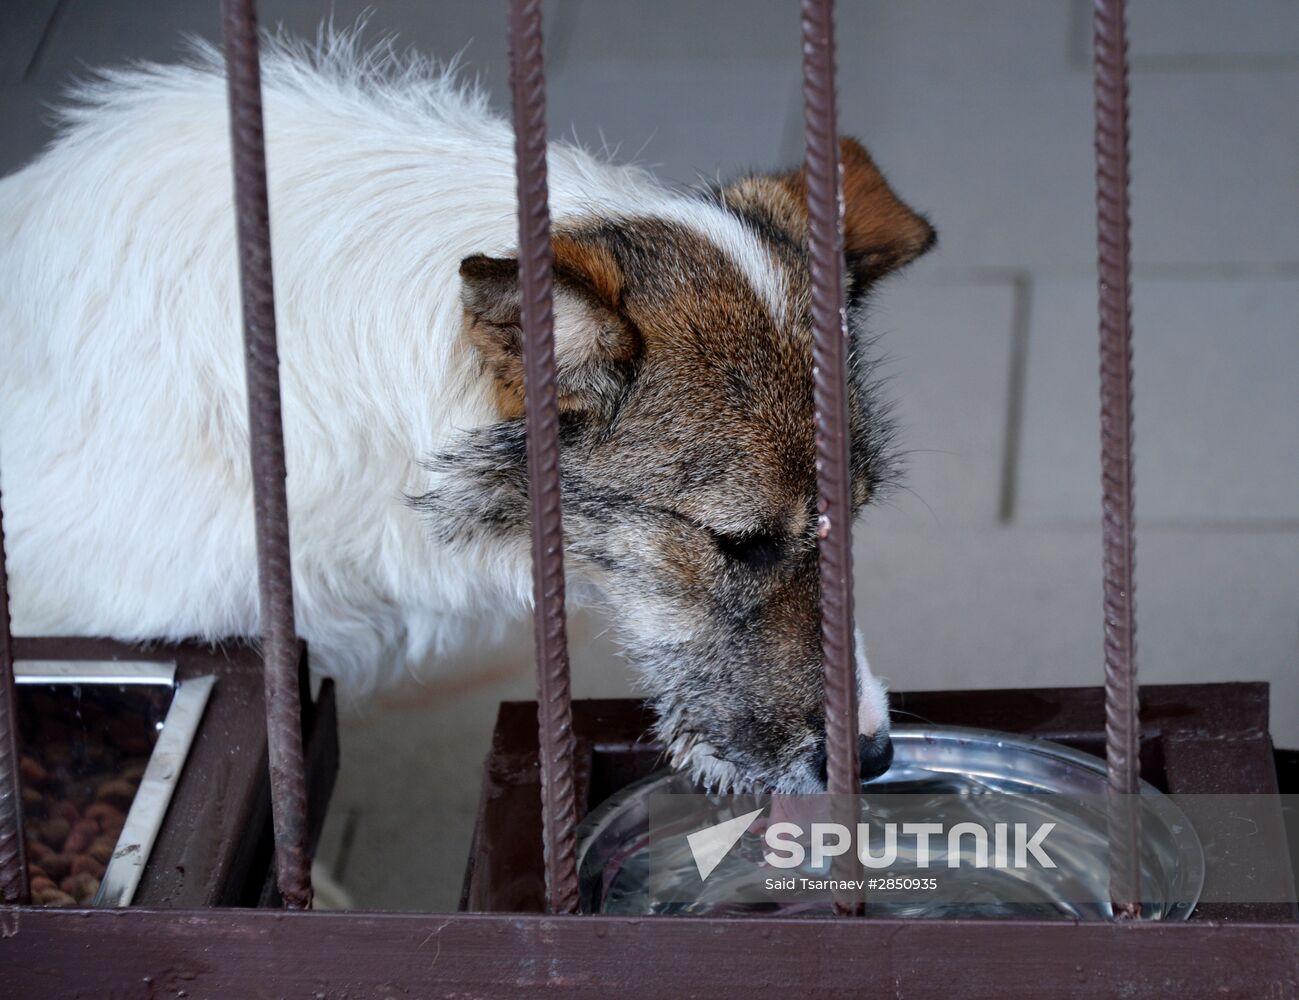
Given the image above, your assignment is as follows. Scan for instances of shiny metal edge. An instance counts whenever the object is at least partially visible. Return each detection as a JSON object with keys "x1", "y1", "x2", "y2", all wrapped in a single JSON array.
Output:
[
  {"x1": 880, "y1": 726, "x2": 1163, "y2": 791},
  {"x1": 14, "y1": 660, "x2": 176, "y2": 686},
  {"x1": 94, "y1": 674, "x2": 215, "y2": 907},
  {"x1": 884, "y1": 727, "x2": 1205, "y2": 919}
]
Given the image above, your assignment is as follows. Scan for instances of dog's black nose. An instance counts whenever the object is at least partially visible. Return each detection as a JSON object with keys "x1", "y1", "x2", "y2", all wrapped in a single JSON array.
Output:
[
  {"x1": 812, "y1": 733, "x2": 894, "y2": 786},
  {"x1": 859, "y1": 732, "x2": 894, "y2": 782}
]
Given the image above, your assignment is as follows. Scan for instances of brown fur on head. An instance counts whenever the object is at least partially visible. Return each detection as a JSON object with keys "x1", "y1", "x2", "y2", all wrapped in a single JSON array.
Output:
[{"x1": 419, "y1": 137, "x2": 933, "y2": 792}]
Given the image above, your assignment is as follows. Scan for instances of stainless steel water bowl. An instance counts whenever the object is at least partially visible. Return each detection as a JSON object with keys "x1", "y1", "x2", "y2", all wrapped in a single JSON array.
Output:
[{"x1": 577, "y1": 726, "x2": 1204, "y2": 920}]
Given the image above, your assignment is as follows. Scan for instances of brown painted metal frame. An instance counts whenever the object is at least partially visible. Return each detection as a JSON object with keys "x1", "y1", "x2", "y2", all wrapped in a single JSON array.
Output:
[
  {"x1": 7, "y1": 910, "x2": 1299, "y2": 999},
  {"x1": 1, "y1": 0, "x2": 1294, "y2": 995}
]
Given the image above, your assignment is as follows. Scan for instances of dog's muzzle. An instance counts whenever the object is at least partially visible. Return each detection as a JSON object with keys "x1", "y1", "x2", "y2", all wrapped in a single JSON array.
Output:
[{"x1": 811, "y1": 731, "x2": 894, "y2": 786}]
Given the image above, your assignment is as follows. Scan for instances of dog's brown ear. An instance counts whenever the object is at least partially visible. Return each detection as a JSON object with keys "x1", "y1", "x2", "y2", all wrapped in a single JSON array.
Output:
[
  {"x1": 460, "y1": 235, "x2": 639, "y2": 419},
  {"x1": 726, "y1": 136, "x2": 935, "y2": 289},
  {"x1": 834, "y1": 137, "x2": 935, "y2": 279}
]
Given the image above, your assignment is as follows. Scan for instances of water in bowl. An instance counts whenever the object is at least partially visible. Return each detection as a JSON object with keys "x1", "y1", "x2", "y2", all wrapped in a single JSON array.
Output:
[{"x1": 579, "y1": 728, "x2": 1203, "y2": 920}]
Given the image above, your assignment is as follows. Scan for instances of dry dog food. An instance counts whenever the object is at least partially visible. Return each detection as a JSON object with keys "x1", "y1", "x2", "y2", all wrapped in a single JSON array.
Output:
[{"x1": 18, "y1": 684, "x2": 167, "y2": 906}]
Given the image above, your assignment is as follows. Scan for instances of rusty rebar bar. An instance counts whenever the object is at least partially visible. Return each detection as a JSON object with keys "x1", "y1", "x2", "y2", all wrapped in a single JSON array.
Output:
[
  {"x1": 801, "y1": 0, "x2": 862, "y2": 915},
  {"x1": 0, "y1": 488, "x2": 29, "y2": 904},
  {"x1": 801, "y1": 0, "x2": 859, "y2": 803},
  {"x1": 1093, "y1": 0, "x2": 1142, "y2": 920},
  {"x1": 508, "y1": 0, "x2": 580, "y2": 915},
  {"x1": 221, "y1": 0, "x2": 312, "y2": 910}
]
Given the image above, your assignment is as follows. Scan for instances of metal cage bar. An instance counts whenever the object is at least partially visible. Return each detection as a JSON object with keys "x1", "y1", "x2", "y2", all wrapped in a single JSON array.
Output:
[
  {"x1": 1092, "y1": 0, "x2": 1142, "y2": 918},
  {"x1": 801, "y1": 0, "x2": 863, "y2": 915},
  {"x1": 508, "y1": 0, "x2": 581, "y2": 915},
  {"x1": 221, "y1": 0, "x2": 313, "y2": 910},
  {"x1": 0, "y1": 488, "x2": 28, "y2": 904},
  {"x1": 801, "y1": 0, "x2": 860, "y2": 799}
]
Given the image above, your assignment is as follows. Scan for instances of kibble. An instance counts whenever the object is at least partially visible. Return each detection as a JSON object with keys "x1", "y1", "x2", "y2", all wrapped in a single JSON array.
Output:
[
  {"x1": 19, "y1": 755, "x2": 49, "y2": 786},
  {"x1": 94, "y1": 779, "x2": 137, "y2": 812},
  {"x1": 85, "y1": 802, "x2": 125, "y2": 830},
  {"x1": 88, "y1": 836, "x2": 116, "y2": 866},
  {"x1": 71, "y1": 854, "x2": 106, "y2": 879},
  {"x1": 41, "y1": 816, "x2": 70, "y2": 849},
  {"x1": 41, "y1": 852, "x2": 72, "y2": 881},
  {"x1": 60, "y1": 872, "x2": 102, "y2": 903},
  {"x1": 18, "y1": 682, "x2": 167, "y2": 907},
  {"x1": 63, "y1": 818, "x2": 99, "y2": 855},
  {"x1": 32, "y1": 888, "x2": 77, "y2": 907},
  {"x1": 21, "y1": 786, "x2": 44, "y2": 814}
]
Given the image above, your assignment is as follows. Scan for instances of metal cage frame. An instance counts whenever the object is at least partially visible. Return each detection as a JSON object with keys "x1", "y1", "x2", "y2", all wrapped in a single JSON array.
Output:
[{"x1": 2, "y1": 1, "x2": 1297, "y2": 996}]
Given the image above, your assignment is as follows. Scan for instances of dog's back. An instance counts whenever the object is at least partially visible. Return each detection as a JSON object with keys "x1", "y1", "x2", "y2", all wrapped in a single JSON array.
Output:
[
  {"x1": 0, "y1": 35, "x2": 791, "y2": 697},
  {"x1": 0, "y1": 38, "x2": 549, "y2": 690}
]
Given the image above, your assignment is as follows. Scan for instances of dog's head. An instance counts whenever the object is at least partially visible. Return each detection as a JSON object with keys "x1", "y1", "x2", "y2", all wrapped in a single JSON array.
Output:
[{"x1": 420, "y1": 138, "x2": 933, "y2": 793}]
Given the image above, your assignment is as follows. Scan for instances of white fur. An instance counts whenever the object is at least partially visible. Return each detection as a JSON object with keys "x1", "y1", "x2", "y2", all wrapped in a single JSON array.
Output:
[
  {"x1": 855, "y1": 628, "x2": 890, "y2": 741},
  {"x1": 0, "y1": 33, "x2": 790, "y2": 700}
]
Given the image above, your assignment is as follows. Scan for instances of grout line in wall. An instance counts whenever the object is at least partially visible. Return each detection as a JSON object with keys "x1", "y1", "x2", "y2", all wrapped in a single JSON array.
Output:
[
  {"x1": 1066, "y1": 0, "x2": 1093, "y2": 71},
  {"x1": 1066, "y1": 0, "x2": 1299, "y2": 76},
  {"x1": 1134, "y1": 261, "x2": 1299, "y2": 280},
  {"x1": 23, "y1": 0, "x2": 68, "y2": 82},
  {"x1": 331, "y1": 804, "x2": 362, "y2": 884},
  {"x1": 1131, "y1": 52, "x2": 1299, "y2": 73},
  {"x1": 903, "y1": 262, "x2": 1299, "y2": 287},
  {"x1": 544, "y1": 0, "x2": 586, "y2": 78},
  {"x1": 1020, "y1": 517, "x2": 1299, "y2": 535},
  {"x1": 997, "y1": 272, "x2": 1033, "y2": 525}
]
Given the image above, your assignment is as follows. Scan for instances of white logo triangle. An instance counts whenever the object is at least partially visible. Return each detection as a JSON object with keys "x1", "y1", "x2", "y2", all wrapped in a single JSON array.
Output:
[{"x1": 686, "y1": 807, "x2": 765, "y2": 881}]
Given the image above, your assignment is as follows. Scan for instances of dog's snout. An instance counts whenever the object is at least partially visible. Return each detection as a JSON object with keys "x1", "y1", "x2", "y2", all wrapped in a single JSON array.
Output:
[
  {"x1": 859, "y1": 732, "x2": 894, "y2": 782},
  {"x1": 811, "y1": 733, "x2": 894, "y2": 787}
]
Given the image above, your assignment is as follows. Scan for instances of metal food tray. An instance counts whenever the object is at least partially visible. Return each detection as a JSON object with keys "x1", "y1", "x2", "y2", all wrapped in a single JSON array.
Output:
[{"x1": 16, "y1": 660, "x2": 214, "y2": 907}]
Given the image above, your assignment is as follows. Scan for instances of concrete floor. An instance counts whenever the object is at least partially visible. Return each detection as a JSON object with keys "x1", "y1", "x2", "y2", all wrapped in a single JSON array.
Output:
[{"x1": 2, "y1": 1, "x2": 1296, "y2": 911}]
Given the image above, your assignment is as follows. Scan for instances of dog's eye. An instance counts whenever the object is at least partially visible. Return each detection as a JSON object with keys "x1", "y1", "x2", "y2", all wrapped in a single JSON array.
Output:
[{"x1": 710, "y1": 530, "x2": 784, "y2": 569}]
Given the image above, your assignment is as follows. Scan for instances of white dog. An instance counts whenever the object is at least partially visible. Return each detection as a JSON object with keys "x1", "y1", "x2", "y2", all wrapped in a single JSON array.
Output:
[{"x1": 0, "y1": 33, "x2": 934, "y2": 791}]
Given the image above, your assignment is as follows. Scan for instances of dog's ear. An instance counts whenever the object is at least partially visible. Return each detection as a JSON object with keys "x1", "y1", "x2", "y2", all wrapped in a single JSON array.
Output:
[
  {"x1": 724, "y1": 136, "x2": 935, "y2": 295},
  {"x1": 832, "y1": 137, "x2": 936, "y2": 280},
  {"x1": 460, "y1": 235, "x2": 639, "y2": 419}
]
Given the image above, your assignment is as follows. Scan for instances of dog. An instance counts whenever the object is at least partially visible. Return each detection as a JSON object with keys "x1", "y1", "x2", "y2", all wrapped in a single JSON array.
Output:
[{"x1": 0, "y1": 32, "x2": 934, "y2": 794}]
